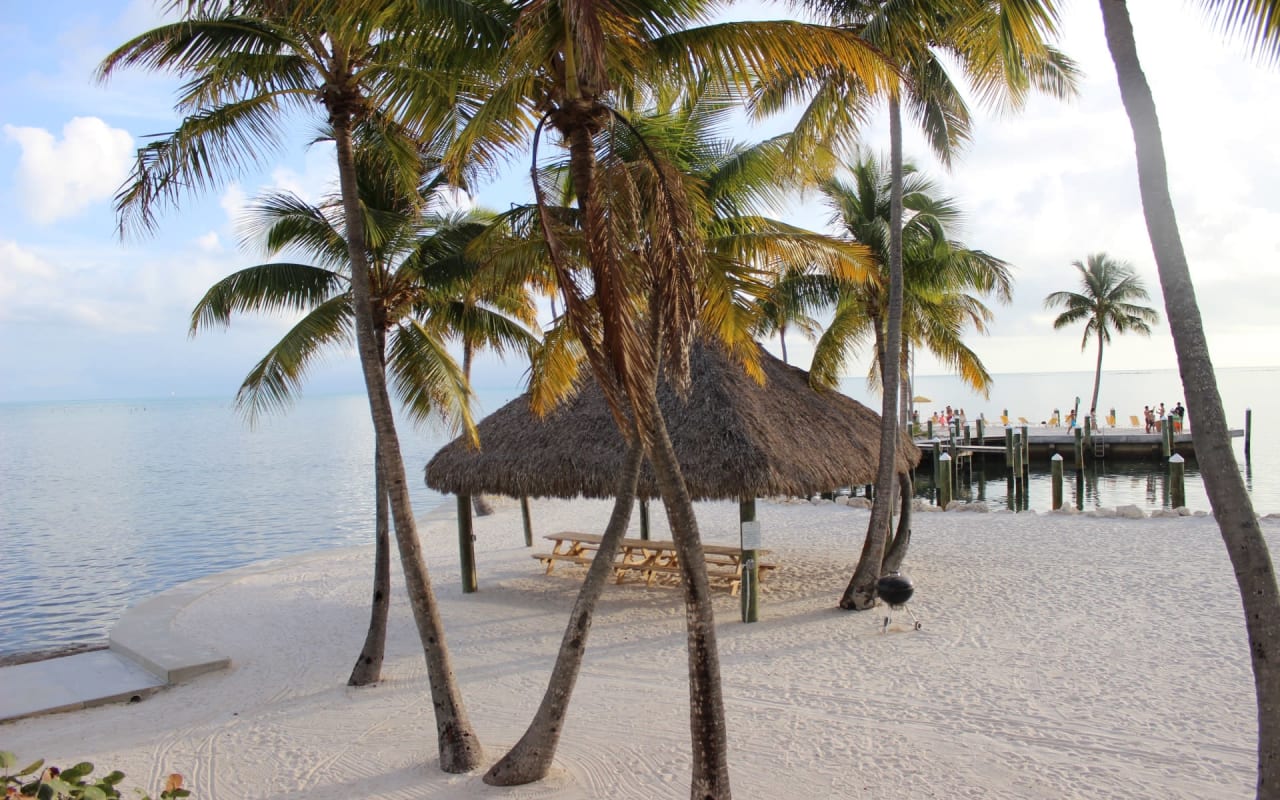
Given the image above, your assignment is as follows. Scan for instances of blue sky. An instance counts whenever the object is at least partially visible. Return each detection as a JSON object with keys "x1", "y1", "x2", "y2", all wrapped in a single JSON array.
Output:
[{"x1": 2, "y1": 1, "x2": 1278, "y2": 404}]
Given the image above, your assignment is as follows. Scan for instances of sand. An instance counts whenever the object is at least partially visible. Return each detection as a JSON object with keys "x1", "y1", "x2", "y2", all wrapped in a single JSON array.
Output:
[{"x1": 3, "y1": 497, "x2": 1273, "y2": 799}]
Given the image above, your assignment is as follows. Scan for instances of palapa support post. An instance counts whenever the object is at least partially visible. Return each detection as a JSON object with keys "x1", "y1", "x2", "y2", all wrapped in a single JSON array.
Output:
[
  {"x1": 1074, "y1": 427, "x2": 1084, "y2": 470},
  {"x1": 1162, "y1": 417, "x2": 1173, "y2": 459},
  {"x1": 639, "y1": 498, "x2": 651, "y2": 541},
  {"x1": 739, "y1": 498, "x2": 760, "y2": 624},
  {"x1": 1246, "y1": 408, "x2": 1253, "y2": 460},
  {"x1": 1170, "y1": 454, "x2": 1186, "y2": 508},
  {"x1": 457, "y1": 495, "x2": 477, "y2": 594},
  {"x1": 938, "y1": 453, "x2": 952, "y2": 509},
  {"x1": 520, "y1": 496, "x2": 533, "y2": 547},
  {"x1": 1051, "y1": 453, "x2": 1064, "y2": 510}
]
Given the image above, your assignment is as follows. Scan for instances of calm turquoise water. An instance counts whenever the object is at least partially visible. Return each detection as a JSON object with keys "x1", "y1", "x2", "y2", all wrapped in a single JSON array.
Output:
[{"x1": 1, "y1": 366, "x2": 1274, "y2": 660}]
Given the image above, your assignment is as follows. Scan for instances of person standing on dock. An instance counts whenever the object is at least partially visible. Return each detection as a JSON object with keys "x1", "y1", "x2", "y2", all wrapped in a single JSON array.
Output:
[
  {"x1": 1144, "y1": 405, "x2": 1155, "y2": 433},
  {"x1": 1173, "y1": 402, "x2": 1185, "y2": 432}
]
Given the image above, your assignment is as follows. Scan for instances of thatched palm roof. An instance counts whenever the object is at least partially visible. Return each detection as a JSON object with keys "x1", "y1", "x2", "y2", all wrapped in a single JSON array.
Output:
[{"x1": 425, "y1": 340, "x2": 920, "y2": 501}]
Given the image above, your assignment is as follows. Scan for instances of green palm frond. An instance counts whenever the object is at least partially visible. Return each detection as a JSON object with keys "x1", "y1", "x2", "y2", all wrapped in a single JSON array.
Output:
[
  {"x1": 387, "y1": 319, "x2": 477, "y2": 444},
  {"x1": 190, "y1": 263, "x2": 346, "y2": 333},
  {"x1": 235, "y1": 294, "x2": 354, "y2": 425},
  {"x1": 1196, "y1": 0, "x2": 1280, "y2": 65}
]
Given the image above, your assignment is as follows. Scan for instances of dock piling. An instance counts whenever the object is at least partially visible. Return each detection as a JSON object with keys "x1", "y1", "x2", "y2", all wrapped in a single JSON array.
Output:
[
  {"x1": 938, "y1": 453, "x2": 952, "y2": 508},
  {"x1": 1169, "y1": 454, "x2": 1186, "y2": 509},
  {"x1": 1246, "y1": 408, "x2": 1253, "y2": 460},
  {"x1": 1051, "y1": 453, "x2": 1064, "y2": 510}
]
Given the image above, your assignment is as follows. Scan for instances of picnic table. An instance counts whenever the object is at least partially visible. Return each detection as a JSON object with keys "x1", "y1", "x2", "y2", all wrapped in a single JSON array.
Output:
[{"x1": 533, "y1": 532, "x2": 777, "y2": 596}]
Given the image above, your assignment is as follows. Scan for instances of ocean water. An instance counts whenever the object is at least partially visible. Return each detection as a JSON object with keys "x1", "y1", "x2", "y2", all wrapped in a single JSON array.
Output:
[{"x1": 1, "y1": 366, "x2": 1275, "y2": 660}]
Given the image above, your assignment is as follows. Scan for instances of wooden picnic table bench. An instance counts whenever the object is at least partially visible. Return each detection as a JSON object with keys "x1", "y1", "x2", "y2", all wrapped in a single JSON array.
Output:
[{"x1": 533, "y1": 532, "x2": 777, "y2": 596}]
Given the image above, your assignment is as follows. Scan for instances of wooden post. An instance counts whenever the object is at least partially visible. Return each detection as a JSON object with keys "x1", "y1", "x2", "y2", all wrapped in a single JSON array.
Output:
[
  {"x1": 1004, "y1": 427, "x2": 1014, "y2": 467},
  {"x1": 1051, "y1": 453, "x2": 1063, "y2": 510},
  {"x1": 1012, "y1": 432, "x2": 1023, "y2": 509},
  {"x1": 1162, "y1": 417, "x2": 1173, "y2": 458},
  {"x1": 639, "y1": 498, "x2": 651, "y2": 540},
  {"x1": 927, "y1": 419, "x2": 934, "y2": 439},
  {"x1": 938, "y1": 453, "x2": 952, "y2": 509},
  {"x1": 964, "y1": 423, "x2": 971, "y2": 444},
  {"x1": 1084, "y1": 415, "x2": 1092, "y2": 457},
  {"x1": 1076, "y1": 469, "x2": 1085, "y2": 511},
  {"x1": 1245, "y1": 408, "x2": 1253, "y2": 459},
  {"x1": 1020, "y1": 425, "x2": 1030, "y2": 471},
  {"x1": 976, "y1": 418, "x2": 985, "y2": 440},
  {"x1": 1074, "y1": 427, "x2": 1084, "y2": 470},
  {"x1": 931, "y1": 439, "x2": 942, "y2": 502},
  {"x1": 520, "y1": 496, "x2": 533, "y2": 547},
  {"x1": 865, "y1": 484, "x2": 874, "y2": 500},
  {"x1": 457, "y1": 495, "x2": 477, "y2": 594},
  {"x1": 1169, "y1": 454, "x2": 1186, "y2": 509},
  {"x1": 739, "y1": 498, "x2": 760, "y2": 624}
]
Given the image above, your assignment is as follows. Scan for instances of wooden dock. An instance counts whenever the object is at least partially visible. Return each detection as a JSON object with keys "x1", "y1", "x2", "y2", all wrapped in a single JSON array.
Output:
[{"x1": 914, "y1": 425, "x2": 1244, "y2": 464}]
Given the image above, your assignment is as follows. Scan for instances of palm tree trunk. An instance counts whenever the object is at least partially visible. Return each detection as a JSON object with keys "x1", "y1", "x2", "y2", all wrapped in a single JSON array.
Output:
[
  {"x1": 841, "y1": 94, "x2": 904, "y2": 610},
  {"x1": 882, "y1": 471, "x2": 913, "y2": 573},
  {"x1": 348, "y1": 438, "x2": 391, "y2": 686},
  {"x1": 333, "y1": 113, "x2": 481, "y2": 772},
  {"x1": 1100, "y1": 4, "x2": 1280, "y2": 797},
  {"x1": 1091, "y1": 330, "x2": 1104, "y2": 423},
  {"x1": 642, "y1": 392, "x2": 732, "y2": 800},
  {"x1": 484, "y1": 441, "x2": 645, "y2": 786},
  {"x1": 779, "y1": 322, "x2": 789, "y2": 364}
]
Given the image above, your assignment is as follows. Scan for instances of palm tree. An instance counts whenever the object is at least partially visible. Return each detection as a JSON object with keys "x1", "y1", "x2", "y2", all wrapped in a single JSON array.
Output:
[
  {"x1": 1043, "y1": 253, "x2": 1158, "y2": 422},
  {"x1": 99, "y1": 0, "x2": 511, "y2": 772},
  {"x1": 191, "y1": 137, "x2": 537, "y2": 687},
  {"x1": 1097, "y1": 1, "x2": 1280, "y2": 794},
  {"x1": 768, "y1": 0, "x2": 1076, "y2": 610},
  {"x1": 810, "y1": 155, "x2": 1012, "y2": 393},
  {"x1": 444, "y1": 5, "x2": 895, "y2": 794},
  {"x1": 479, "y1": 87, "x2": 870, "y2": 789}
]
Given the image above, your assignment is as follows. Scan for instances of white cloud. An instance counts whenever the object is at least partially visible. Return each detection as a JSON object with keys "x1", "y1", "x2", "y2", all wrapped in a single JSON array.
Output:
[
  {"x1": 219, "y1": 183, "x2": 248, "y2": 224},
  {"x1": 3, "y1": 117, "x2": 134, "y2": 224},
  {"x1": 196, "y1": 232, "x2": 223, "y2": 253}
]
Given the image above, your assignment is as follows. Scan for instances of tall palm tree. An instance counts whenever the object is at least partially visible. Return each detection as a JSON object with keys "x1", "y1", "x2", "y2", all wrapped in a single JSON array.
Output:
[
  {"x1": 447, "y1": 7, "x2": 894, "y2": 795},
  {"x1": 768, "y1": 0, "x2": 1076, "y2": 610},
  {"x1": 479, "y1": 87, "x2": 870, "y2": 788},
  {"x1": 1043, "y1": 252, "x2": 1158, "y2": 421},
  {"x1": 191, "y1": 139, "x2": 537, "y2": 686},
  {"x1": 99, "y1": 0, "x2": 511, "y2": 772},
  {"x1": 1097, "y1": 1, "x2": 1280, "y2": 794}
]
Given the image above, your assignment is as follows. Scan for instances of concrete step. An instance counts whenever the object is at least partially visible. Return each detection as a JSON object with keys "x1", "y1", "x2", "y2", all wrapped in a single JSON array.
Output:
[{"x1": 0, "y1": 650, "x2": 165, "y2": 723}]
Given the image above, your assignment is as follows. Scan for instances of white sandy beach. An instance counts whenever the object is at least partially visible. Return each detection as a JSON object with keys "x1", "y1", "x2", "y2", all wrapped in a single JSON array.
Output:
[{"x1": 3, "y1": 497, "x2": 1274, "y2": 799}]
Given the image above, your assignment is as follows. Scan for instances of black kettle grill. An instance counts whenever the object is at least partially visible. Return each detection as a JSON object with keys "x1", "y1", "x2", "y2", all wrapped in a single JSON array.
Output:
[{"x1": 876, "y1": 572, "x2": 921, "y2": 631}]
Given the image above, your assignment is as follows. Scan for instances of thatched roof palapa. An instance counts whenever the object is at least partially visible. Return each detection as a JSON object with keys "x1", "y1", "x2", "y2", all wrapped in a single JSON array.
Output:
[{"x1": 425, "y1": 340, "x2": 920, "y2": 501}]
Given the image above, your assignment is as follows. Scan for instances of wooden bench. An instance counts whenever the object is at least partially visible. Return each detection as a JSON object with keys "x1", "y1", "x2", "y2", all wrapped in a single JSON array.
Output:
[{"x1": 533, "y1": 532, "x2": 777, "y2": 595}]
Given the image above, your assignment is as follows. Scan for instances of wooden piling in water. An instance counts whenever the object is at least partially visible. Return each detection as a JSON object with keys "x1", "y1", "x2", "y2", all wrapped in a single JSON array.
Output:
[
  {"x1": 1169, "y1": 454, "x2": 1186, "y2": 509},
  {"x1": 1162, "y1": 417, "x2": 1173, "y2": 459},
  {"x1": 1051, "y1": 453, "x2": 1064, "y2": 510},
  {"x1": 938, "y1": 453, "x2": 952, "y2": 508},
  {"x1": 1074, "y1": 428, "x2": 1084, "y2": 470},
  {"x1": 1246, "y1": 408, "x2": 1253, "y2": 459},
  {"x1": 1005, "y1": 427, "x2": 1014, "y2": 467}
]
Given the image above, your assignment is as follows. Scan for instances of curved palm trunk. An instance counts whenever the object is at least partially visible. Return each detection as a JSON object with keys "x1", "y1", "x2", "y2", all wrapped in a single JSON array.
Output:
[
  {"x1": 778, "y1": 322, "x2": 789, "y2": 364},
  {"x1": 484, "y1": 442, "x2": 645, "y2": 786},
  {"x1": 882, "y1": 471, "x2": 913, "y2": 574},
  {"x1": 333, "y1": 115, "x2": 481, "y2": 772},
  {"x1": 349, "y1": 439, "x2": 391, "y2": 686},
  {"x1": 1100, "y1": 3, "x2": 1280, "y2": 796},
  {"x1": 643, "y1": 393, "x2": 732, "y2": 800},
  {"x1": 842, "y1": 95, "x2": 905, "y2": 610}
]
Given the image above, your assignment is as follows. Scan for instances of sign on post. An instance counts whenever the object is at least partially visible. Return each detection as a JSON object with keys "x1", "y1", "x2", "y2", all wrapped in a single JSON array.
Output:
[{"x1": 740, "y1": 520, "x2": 762, "y2": 550}]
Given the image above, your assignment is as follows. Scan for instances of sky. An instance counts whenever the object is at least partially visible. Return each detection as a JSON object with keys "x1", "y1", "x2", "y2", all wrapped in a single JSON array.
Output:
[{"x1": 1, "y1": 1, "x2": 1278, "y2": 404}]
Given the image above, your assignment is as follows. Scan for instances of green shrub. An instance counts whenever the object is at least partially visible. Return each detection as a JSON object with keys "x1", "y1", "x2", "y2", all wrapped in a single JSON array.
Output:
[{"x1": 0, "y1": 751, "x2": 188, "y2": 800}]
